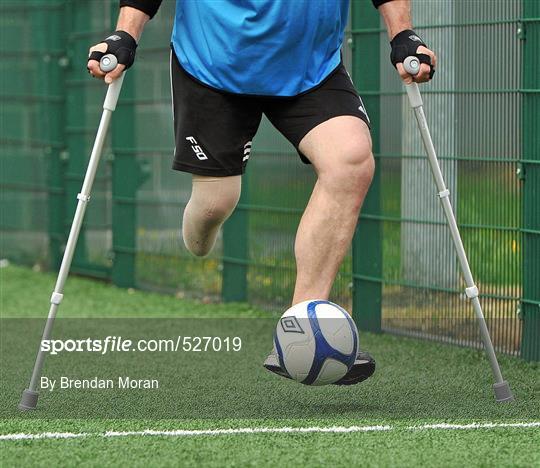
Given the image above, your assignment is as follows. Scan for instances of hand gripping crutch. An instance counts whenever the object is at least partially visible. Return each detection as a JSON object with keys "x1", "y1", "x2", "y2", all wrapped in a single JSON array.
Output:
[
  {"x1": 19, "y1": 55, "x2": 123, "y2": 410},
  {"x1": 402, "y1": 56, "x2": 513, "y2": 402}
]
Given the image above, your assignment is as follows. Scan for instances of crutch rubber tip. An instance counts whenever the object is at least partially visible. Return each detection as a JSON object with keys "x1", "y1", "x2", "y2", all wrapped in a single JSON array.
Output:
[
  {"x1": 18, "y1": 389, "x2": 39, "y2": 411},
  {"x1": 493, "y1": 381, "x2": 514, "y2": 403}
]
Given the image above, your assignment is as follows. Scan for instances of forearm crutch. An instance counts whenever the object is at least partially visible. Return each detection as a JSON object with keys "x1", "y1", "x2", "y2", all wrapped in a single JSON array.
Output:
[
  {"x1": 19, "y1": 55, "x2": 123, "y2": 410},
  {"x1": 402, "y1": 56, "x2": 513, "y2": 402}
]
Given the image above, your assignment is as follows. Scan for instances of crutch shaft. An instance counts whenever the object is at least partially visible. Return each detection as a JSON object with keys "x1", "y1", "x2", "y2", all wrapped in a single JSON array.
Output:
[
  {"x1": 19, "y1": 66, "x2": 125, "y2": 411},
  {"x1": 25, "y1": 109, "x2": 112, "y2": 392},
  {"x1": 404, "y1": 78, "x2": 512, "y2": 402}
]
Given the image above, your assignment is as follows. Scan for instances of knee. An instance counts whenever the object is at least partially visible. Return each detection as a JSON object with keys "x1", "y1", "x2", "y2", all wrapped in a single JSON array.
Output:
[
  {"x1": 321, "y1": 142, "x2": 375, "y2": 196},
  {"x1": 351, "y1": 146, "x2": 375, "y2": 187}
]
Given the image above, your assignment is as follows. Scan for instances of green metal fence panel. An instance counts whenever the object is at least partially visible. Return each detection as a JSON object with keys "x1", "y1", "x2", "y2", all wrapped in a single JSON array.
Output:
[
  {"x1": 35, "y1": 1, "x2": 67, "y2": 272},
  {"x1": 0, "y1": 1, "x2": 537, "y2": 359},
  {"x1": 352, "y1": 0, "x2": 529, "y2": 356},
  {"x1": 0, "y1": 1, "x2": 63, "y2": 268},
  {"x1": 521, "y1": 0, "x2": 540, "y2": 361}
]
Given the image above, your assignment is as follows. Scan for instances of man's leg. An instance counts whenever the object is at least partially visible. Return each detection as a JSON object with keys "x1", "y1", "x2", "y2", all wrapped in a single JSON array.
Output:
[
  {"x1": 264, "y1": 116, "x2": 376, "y2": 384},
  {"x1": 182, "y1": 174, "x2": 241, "y2": 257},
  {"x1": 292, "y1": 115, "x2": 374, "y2": 304}
]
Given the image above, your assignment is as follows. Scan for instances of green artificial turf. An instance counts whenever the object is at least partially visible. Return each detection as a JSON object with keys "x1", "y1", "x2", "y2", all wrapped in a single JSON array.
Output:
[
  {"x1": 1, "y1": 265, "x2": 539, "y2": 467},
  {"x1": 2, "y1": 426, "x2": 539, "y2": 468},
  {"x1": 0, "y1": 264, "x2": 269, "y2": 318}
]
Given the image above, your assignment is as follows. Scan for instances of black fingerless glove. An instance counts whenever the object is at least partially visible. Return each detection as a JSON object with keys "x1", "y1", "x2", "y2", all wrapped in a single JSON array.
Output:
[
  {"x1": 390, "y1": 29, "x2": 434, "y2": 78},
  {"x1": 88, "y1": 30, "x2": 138, "y2": 70}
]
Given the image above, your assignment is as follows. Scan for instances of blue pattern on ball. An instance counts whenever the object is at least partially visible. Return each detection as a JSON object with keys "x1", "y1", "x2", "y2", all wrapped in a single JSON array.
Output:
[{"x1": 301, "y1": 300, "x2": 357, "y2": 385}]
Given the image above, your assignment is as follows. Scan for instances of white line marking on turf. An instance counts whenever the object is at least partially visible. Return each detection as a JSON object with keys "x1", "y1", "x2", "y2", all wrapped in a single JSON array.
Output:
[
  {"x1": 409, "y1": 422, "x2": 540, "y2": 430},
  {"x1": 0, "y1": 432, "x2": 86, "y2": 440},
  {"x1": 1, "y1": 422, "x2": 539, "y2": 441},
  {"x1": 104, "y1": 425, "x2": 391, "y2": 438},
  {"x1": 0, "y1": 426, "x2": 391, "y2": 441}
]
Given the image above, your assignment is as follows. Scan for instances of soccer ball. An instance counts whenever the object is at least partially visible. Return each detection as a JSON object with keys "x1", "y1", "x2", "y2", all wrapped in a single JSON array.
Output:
[{"x1": 274, "y1": 300, "x2": 358, "y2": 386}]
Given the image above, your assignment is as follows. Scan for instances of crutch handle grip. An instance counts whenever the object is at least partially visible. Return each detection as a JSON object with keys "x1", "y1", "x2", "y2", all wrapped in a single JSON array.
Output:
[
  {"x1": 403, "y1": 57, "x2": 424, "y2": 108},
  {"x1": 403, "y1": 56, "x2": 421, "y2": 76},
  {"x1": 99, "y1": 54, "x2": 118, "y2": 73},
  {"x1": 99, "y1": 54, "x2": 125, "y2": 111}
]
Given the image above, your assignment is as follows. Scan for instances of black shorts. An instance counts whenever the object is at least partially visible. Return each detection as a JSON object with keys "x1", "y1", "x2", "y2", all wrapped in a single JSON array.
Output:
[{"x1": 171, "y1": 52, "x2": 370, "y2": 176}]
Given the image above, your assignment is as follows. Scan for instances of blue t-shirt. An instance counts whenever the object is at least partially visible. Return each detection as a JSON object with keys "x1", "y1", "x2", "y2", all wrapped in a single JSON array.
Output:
[{"x1": 171, "y1": 0, "x2": 350, "y2": 97}]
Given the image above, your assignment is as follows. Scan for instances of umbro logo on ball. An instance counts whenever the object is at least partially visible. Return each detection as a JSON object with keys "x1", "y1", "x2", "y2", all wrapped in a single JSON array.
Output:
[{"x1": 280, "y1": 316, "x2": 304, "y2": 334}]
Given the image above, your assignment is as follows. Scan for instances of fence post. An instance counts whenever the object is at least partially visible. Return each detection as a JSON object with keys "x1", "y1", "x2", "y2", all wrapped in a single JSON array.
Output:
[
  {"x1": 351, "y1": 1, "x2": 382, "y2": 332},
  {"x1": 520, "y1": 1, "x2": 540, "y2": 361},
  {"x1": 110, "y1": 2, "x2": 137, "y2": 288},
  {"x1": 222, "y1": 176, "x2": 248, "y2": 302},
  {"x1": 64, "y1": 0, "x2": 91, "y2": 271},
  {"x1": 34, "y1": 1, "x2": 66, "y2": 270}
]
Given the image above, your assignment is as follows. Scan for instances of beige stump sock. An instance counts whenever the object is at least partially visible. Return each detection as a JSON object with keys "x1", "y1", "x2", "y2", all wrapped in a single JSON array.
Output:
[{"x1": 182, "y1": 174, "x2": 241, "y2": 257}]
